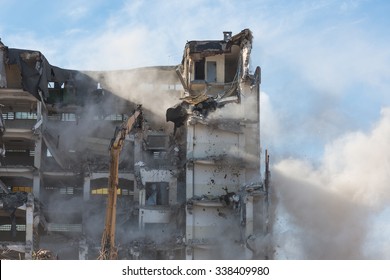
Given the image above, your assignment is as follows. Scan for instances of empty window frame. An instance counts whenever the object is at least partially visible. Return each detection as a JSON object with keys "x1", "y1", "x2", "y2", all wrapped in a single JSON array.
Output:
[
  {"x1": 145, "y1": 182, "x2": 169, "y2": 206},
  {"x1": 194, "y1": 59, "x2": 205, "y2": 80},
  {"x1": 15, "y1": 112, "x2": 37, "y2": 119}
]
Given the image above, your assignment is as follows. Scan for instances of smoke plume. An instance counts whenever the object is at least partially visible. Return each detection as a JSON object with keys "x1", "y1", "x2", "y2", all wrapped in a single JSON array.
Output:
[{"x1": 271, "y1": 107, "x2": 390, "y2": 259}]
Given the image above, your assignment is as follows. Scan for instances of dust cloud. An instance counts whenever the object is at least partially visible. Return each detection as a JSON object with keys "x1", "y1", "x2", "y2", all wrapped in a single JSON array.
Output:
[
  {"x1": 84, "y1": 69, "x2": 181, "y2": 130},
  {"x1": 270, "y1": 107, "x2": 390, "y2": 259}
]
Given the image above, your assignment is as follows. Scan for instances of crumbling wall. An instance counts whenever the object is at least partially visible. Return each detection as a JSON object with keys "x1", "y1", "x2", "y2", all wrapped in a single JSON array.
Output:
[
  {"x1": 166, "y1": 29, "x2": 268, "y2": 260},
  {"x1": 0, "y1": 29, "x2": 267, "y2": 260}
]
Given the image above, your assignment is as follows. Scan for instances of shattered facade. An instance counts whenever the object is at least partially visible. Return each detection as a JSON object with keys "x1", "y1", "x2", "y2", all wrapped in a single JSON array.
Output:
[{"x1": 0, "y1": 29, "x2": 270, "y2": 260}]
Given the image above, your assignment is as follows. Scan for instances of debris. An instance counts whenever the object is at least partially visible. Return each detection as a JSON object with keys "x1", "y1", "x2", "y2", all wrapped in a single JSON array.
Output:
[
  {"x1": 0, "y1": 192, "x2": 28, "y2": 212},
  {"x1": 33, "y1": 249, "x2": 58, "y2": 260}
]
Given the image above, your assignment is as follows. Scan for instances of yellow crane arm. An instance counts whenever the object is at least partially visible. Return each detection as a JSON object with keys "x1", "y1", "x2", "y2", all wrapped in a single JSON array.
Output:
[{"x1": 99, "y1": 105, "x2": 142, "y2": 260}]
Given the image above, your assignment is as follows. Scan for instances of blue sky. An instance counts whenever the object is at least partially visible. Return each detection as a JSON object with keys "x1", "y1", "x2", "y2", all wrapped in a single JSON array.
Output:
[
  {"x1": 2, "y1": 0, "x2": 389, "y2": 162},
  {"x1": 0, "y1": 0, "x2": 390, "y2": 161},
  {"x1": 1, "y1": 0, "x2": 390, "y2": 258}
]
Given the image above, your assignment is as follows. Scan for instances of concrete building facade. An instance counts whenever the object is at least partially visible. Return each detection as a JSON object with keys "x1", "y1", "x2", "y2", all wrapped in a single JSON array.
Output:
[{"x1": 0, "y1": 29, "x2": 270, "y2": 260}]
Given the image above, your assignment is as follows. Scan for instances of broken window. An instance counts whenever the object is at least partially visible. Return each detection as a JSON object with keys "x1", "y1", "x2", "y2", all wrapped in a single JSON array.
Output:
[
  {"x1": 145, "y1": 182, "x2": 169, "y2": 206},
  {"x1": 146, "y1": 135, "x2": 168, "y2": 150},
  {"x1": 194, "y1": 59, "x2": 205, "y2": 80},
  {"x1": 224, "y1": 46, "x2": 240, "y2": 82}
]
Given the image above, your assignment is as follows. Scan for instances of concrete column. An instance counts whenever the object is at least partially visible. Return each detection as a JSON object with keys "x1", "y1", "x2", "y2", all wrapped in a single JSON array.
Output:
[
  {"x1": 83, "y1": 176, "x2": 91, "y2": 201},
  {"x1": 245, "y1": 195, "x2": 254, "y2": 259},
  {"x1": 185, "y1": 124, "x2": 195, "y2": 199},
  {"x1": 138, "y1": 188, "x2": 145, "y2": 207},
  {"x1": 168, "y1": 178, "x2": 177, "y2": 205},
  {"x1": 33, "y1": 211, "x2": 40, "y2": 251},
  {"x1": 132, "y1": 179, "x2": 139, "y2": 203},
  {"x1": 134, "y1": 132, "x2": 144, "y2": 230},
  {"x1": 25, "y1": 193, "x2": 34, "y2": 259},
  {"x1": 185, "y1": 122, "x2": 195, "y2": 260},
  {"x1": 34, "y1": 101, "x2": 43, "y2": 168},
  {"x1": 245, "y1": 195, "x2": 254, "y2": 238},
  {"x1": 238, "y1": 132, "x2": 246, "y2": 185},
  {"x1": 33, "y1": 119, "x2": 42, "y2": 199},
  {"x1": 138, "y1": 212, "x2": 145, "y2": 230},
  {"x1": 79, "y1": 237, "x2": 88, "y2": 260},
  {"x1": 36, "y1": 101, "x2": 42, "y2": 119},
  {"x1": 185, "y1": 210, "x2": 194, "y2": 260},
  {"x1": 138, "y1": 189, "x2": 145, "y2": 230},
  {"x1": 133, "y1": 132, "x2": 143, "y2": 194},
  {"x1": 32, "y1": 175, "x2": 40, "y2": 199},
  {"x1": 82, "y1": 176, "x2": 91, "y2": 250},
  {"x1": 133, "y1": 132, "x2": 143, "y2": 167},
  {"x1": 185, "y1": 205, "x2": 194, "y2": 260}
]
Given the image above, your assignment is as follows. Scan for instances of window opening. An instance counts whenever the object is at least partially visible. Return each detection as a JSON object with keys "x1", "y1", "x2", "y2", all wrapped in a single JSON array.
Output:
[{"x1": 194, "y1": 59, "x2": 205, "y2": 80}]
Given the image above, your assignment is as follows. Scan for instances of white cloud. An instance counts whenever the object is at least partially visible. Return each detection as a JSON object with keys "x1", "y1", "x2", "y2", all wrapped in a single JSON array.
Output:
[
  {"x1": 58, "y1": 0, "x2": 248, "y2": 70},
  {"x1": 66, "y1": 5, "x2": 88, "y2": 20},
  {"x1": 64, "y1": 26, "x2": 154, "y2": 70},
  {"x1": 340, "y1": 0, "x2": 360, "y2": 12},
  {"x1": 257, "y1": 12, "x2": 390, "y2": 96}
]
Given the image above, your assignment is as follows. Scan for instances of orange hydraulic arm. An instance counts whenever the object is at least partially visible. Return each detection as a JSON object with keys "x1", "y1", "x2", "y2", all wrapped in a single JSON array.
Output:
[{"x1": 99, "y1": 105, "x2": 142, "y2": 260}]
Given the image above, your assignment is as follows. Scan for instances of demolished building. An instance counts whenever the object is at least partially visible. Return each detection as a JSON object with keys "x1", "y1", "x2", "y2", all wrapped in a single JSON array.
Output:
[{"x1": 0, "y1": 29, "x2": 270, "y2": 260}]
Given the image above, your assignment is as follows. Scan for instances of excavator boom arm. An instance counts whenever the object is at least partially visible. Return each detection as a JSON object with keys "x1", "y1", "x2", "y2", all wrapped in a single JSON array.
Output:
[{"x1": 99, "y1": 105, "x2": 142, "y2": 260}]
